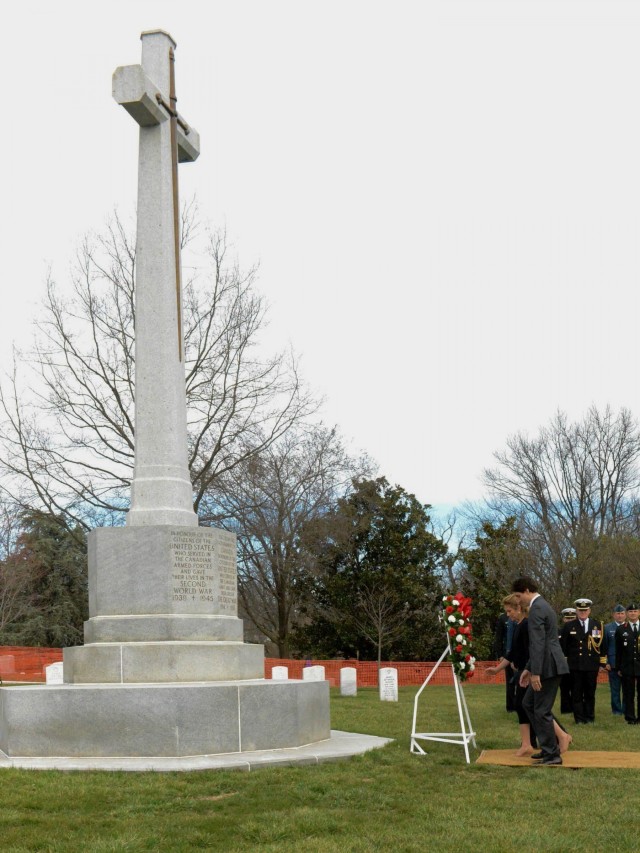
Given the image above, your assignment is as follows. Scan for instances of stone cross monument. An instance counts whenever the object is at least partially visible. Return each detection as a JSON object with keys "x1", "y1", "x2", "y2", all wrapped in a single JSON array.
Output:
[
  {"x1": 113, "y1": 30, "x2": 198, "y2": 529},
  {"x1": 0, "y1": 31, "x2": 330, "y2": 759}
]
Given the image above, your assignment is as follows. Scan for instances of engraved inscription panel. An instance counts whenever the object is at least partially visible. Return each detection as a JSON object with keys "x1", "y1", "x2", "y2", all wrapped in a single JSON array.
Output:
[{"x1": 169, "y1": 529, "x2": 237, "y2": 615}]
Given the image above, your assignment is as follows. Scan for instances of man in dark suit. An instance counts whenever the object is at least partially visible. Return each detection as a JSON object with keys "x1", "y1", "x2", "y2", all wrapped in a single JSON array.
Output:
[
  {"x1": 560, "y1": 598, "x2": 606, "y2": 724},
  {"x1": 513, "y1": 576, "x2": 570, "y2": 766},
  {"x1": 615, "y1": 603, "x2": 640, "y2": 724}
]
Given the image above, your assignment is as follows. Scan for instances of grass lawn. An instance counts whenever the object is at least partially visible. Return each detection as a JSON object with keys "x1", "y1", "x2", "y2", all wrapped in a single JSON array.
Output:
[{"x1": 0, "y1": 683, "x2": 638, "y2": 852}]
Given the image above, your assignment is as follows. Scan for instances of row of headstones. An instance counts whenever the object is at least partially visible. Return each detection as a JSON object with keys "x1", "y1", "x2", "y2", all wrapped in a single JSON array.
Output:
[
  {"x1": 44, "y1": 661, "x2": 400, "y2": 701},
  {"x1": 273, "y1": 664, "x2": 399, "y2": 702}
]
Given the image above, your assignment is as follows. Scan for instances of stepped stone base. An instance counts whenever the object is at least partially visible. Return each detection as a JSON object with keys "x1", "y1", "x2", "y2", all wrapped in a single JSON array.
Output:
[
  {"x1": 63, "y1": 641, "x2": 264, "y2": 683},
  {"x1": 84, "y1": 615, "x2": 245, "y2": 643},
  {"x1": 0, "y1": 679, "x2": 330, "y2": 757}
]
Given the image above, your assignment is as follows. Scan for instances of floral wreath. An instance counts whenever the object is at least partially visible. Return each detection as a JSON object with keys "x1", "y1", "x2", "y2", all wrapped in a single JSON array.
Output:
[{"x1": 442, "y1": 593, "x2": 475, "y2": 681}]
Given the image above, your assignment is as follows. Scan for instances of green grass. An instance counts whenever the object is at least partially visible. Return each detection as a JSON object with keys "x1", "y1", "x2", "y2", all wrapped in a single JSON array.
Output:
[{"x1": 0, "y1": 685, "x2": 638, "y2": 852}]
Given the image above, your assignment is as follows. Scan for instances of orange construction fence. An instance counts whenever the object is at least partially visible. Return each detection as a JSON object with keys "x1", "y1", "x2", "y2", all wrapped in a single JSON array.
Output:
[
  {"x1": 265, "y1": 659, "x2": 610, "y2": 687},
  {"x1": 0, "y1": 646, "x2": 63, "y2": 681},
  {"x1": 0, "y1": 647, "x2": 611, "y2": 686}
]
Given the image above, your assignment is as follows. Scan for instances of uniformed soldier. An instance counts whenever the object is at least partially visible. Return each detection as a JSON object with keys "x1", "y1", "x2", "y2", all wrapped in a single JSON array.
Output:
[
  {"x1": 605, "y1": 604, "x2": 626, "y2": 715},
  {"x1": 560, "y1": 598, "x2": 606, "y2": 724},
  {"x1": 615, "y1": 603, "x2": 640, "y2": 724},
  {"x1": 559, "y1": 607, "x2": 577, "y2": 714}
]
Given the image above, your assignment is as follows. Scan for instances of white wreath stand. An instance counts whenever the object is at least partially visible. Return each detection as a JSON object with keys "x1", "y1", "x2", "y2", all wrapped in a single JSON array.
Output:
[{"x1": 410, "y1": 636, "x2": 477, "y2": 763}]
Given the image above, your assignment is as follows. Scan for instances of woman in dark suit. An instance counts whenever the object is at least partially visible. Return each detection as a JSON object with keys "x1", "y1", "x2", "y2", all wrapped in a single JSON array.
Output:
[{"x1": 488, "y1": 594, "x2": 572, "y2": 756}]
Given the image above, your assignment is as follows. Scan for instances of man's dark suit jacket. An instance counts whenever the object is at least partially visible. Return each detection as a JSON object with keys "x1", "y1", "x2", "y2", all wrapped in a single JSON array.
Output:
[{"x1": 526, "y1": 595, "x2": 569, "y2": 679}]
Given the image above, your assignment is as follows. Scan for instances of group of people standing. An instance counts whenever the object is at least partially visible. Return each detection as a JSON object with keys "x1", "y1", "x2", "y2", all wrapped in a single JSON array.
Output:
[{"x1": 490, "y1": 580, "x2": 640, "y2": 765}]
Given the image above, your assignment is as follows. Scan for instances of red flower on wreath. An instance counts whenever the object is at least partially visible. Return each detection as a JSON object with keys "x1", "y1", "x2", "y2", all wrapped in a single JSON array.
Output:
[{"x1": 441, "y1": 592, "x2": 475, "y2": 682}]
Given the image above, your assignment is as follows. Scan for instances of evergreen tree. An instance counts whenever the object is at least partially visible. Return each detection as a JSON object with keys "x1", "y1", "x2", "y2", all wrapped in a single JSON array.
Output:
[
  {"x1": 0, "y1": 511, "x2": 87, "y2": 646},
  {"x1": 297, "y1": 478, "x2": 447, "y2": 661}
]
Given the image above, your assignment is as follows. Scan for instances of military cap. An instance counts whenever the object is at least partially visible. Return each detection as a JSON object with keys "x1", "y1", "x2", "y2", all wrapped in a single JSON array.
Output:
[
  {"x1": 627, "y1": 602, "x2": 640, "y2": 611},
  {"x1": 613, "y1": 604, "x2": 626, "y2": 613},
  {"x1": 561, "y1": 607, "x2": 577, "y2": 617},
  {"x1": 574, "y1": 598, "x2": 593, "y2": 609}
]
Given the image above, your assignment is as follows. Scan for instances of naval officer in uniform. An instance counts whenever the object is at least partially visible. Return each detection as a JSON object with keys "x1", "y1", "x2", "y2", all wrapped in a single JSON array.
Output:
[
  {"x1": 559, "y1": 607, "x2": 576, "y2": 714},
  {"x1": 560, "y1": 598, "x2": 606, "y2": 724},
  {"x1": 615, "y1": 603, "x2": 640, "y2": 724}
]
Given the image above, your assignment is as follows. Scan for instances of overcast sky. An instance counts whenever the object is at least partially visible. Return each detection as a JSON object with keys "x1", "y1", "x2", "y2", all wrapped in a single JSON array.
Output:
[{"x1": 2, "y1": 0, "x2": 640, "y2": 510}]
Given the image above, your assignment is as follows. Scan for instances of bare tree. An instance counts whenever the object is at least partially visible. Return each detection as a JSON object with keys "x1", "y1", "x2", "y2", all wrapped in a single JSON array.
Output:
[
  {"x1": 429, "y1": 510, "x2": 467, "y2": 588},
  {"x1": 483, "y1": 405, "x2": 640, "y2": 600},
  {"x1": 348, "y1": 584, "x2": 411, "y2": 672},
  {"x1": 201, "y1": 424, "x2": 373, "y2": 657},
  {"x1": 0, "y1": 208, "x2": 316, "y2": 530}
]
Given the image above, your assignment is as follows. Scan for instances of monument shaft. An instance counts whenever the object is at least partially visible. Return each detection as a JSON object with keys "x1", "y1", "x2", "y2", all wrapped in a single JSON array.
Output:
[{"x1": 124, "y1": 30, "x2": 197, "y2": 527}]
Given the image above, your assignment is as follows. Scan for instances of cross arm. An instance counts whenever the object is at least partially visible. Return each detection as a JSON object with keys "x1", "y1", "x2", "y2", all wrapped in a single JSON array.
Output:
[{"x1": 112, "y1": 65, "x2": 200, "y2": 162}]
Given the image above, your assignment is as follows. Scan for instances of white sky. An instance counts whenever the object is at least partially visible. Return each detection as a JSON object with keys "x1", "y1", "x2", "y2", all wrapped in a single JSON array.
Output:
[{"x1": 2, "y1": 0, "x2": 640, "y2": 510}]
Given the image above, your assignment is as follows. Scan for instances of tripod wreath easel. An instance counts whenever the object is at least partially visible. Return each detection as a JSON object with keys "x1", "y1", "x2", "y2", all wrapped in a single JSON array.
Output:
[{"x1": 410, "y1": 595, "x2": 477, "y2": 764}]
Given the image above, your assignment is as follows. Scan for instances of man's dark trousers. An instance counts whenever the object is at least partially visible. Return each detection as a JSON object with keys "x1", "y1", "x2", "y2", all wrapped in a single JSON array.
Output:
[{"x1": 523, "y1": 676, "x2": 561, "y2": 760}]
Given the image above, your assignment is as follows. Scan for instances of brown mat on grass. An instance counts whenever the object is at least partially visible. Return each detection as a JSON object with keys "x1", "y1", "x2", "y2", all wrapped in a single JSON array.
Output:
[{"x1": 477, "y1": 749, "x2": 640, "y2": 769}]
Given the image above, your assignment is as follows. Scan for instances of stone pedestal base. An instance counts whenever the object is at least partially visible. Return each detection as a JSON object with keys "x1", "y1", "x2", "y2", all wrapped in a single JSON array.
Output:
[
  {"x1": 63, "y1": 641, "x2": 264, "y2": 683},
  {"x1": 0, "y1": 679, "x2": 330, "y2": 758}
]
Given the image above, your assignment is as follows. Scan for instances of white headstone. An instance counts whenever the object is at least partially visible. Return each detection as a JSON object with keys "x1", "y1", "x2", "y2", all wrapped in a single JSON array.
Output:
[
  {"x1": 340, "y1": 667, "x2": 357, "y2": 696},
  {"x1": 303, "y1": 665, "x2": 326, "y2": 682},
  {"x1": 45, "y1": 662, "x2": 64, "y2": 685},
  {"x1": 272, "y1": 665, "x2": 289, "y2": 680},
  {"x1": 379, "y1": 667, "x2": 398, "y2": 702}
]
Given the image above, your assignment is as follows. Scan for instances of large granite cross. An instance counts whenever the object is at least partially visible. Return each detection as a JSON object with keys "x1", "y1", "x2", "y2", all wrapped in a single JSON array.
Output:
[{"x1": 113, "y1": 30, "x2": 199, "y2": 527}]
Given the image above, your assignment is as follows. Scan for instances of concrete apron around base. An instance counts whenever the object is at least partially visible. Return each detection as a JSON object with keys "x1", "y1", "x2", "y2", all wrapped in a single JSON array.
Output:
[
  {"x1": 0, "y1": 730, "x2": 394, "y2": 772},
  {"x1": 0, "y1": 679, "x2": 329, "y2": 758}
]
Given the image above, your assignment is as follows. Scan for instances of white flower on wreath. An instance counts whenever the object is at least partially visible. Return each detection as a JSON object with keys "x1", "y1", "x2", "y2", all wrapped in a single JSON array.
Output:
[
  {"x1": 448, "y1": 615, "x2": 457, "y2": 623},
  {"x1": 469, "y1": 663, "x2": 475, "y2": 671},
  {"x1": 459, "y1": 619, "x2": 465, "y2": 625},
  {"x1": 452, "y1": 599, "x2": 460, "y2": 606},
  {"x1": 456, "y1": 634, "x2": 464, "y2": 643},
  {"x1": 459, "y1": 661, "x2": 466, "y2": 669}
]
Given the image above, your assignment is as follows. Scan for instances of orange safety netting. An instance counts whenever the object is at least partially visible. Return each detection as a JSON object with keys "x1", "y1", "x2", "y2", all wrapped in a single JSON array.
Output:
[
  {"x1": 0, "y1": 647, "x2": 611, "y2": 686},
  {"x1": 0, "y1": 647, "x2": 63, "y2": 681},
  {"x1": 265, "y1": 659, "x2": 610, "y2": 687}
]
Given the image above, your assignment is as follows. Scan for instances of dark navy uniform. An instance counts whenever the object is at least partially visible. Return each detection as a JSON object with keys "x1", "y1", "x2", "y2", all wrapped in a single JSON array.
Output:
[
  {"x1": 559, "y1": 607, "x2": 576, "y2": 714},
  {"x1": 615, "y1": 620, "x2": 640, "y2": 723},
  {"x1": 560, "y1": 615, "x2": 606, "y2": 723}
]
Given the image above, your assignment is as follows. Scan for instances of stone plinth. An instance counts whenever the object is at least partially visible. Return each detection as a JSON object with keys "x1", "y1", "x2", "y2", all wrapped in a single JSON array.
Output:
[
  {"x1": 86, "y1": 526, "x2": 239, "y2": 629},
  {"x1": 62, "y1": 525, "x2": 266, "y2": 685},
  {"x1": 0, "y1": 680, "x2": 330, "y2": 758},
  {"x1": 64, "y1": 641, "x2": 264, "y2": 684}
]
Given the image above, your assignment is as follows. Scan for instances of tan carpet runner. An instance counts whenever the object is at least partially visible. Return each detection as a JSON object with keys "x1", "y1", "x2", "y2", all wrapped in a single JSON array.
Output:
[{"x1": 477, "y1": 749, "x2": 640, "y2": 769}]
